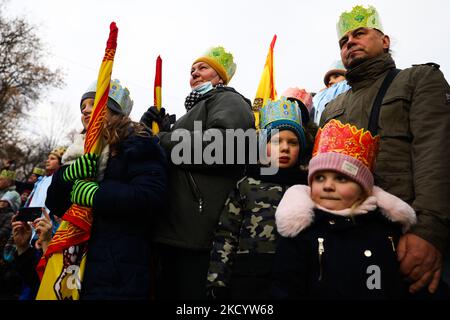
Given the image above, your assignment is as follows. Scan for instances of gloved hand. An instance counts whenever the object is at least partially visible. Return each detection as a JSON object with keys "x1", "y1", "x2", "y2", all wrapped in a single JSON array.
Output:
[
  {"x1": 140, "y1": 106, "x2": 176, "y2": 132},
  {"x1": 63, "y1": 153, "x2": 98, "y2": 182},
  {"x1": 70, "y1": 180, "x2": 99, "y2": 207}
]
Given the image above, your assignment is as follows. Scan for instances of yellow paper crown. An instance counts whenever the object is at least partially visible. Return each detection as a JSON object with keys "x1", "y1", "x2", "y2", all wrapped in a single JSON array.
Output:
[
  {"x1": 337, "y1": 5, "x2": 383, "y2": 39},
  {"x1": 49, "y1": 146, "x2": 67, "y2": 160},
  {"x1": 32, "y1": 167, "x2": 46, "y2": 176},
  {"x1": 0, "y1": 169, "x2": 16, "y2": 180}
]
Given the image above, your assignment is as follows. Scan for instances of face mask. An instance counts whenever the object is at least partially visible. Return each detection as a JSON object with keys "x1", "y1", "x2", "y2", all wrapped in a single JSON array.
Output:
[{"x1": 193, "y1": 81, "x2": 214, "y2": 95}]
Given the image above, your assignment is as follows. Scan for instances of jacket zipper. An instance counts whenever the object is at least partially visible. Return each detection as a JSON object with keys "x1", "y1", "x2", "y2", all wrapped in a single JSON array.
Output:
[
  {"x1": 388, "y1": 236, "x2": 396, "y2": 252},
  {"x1": 186, "y1": 172, "x2": 204, "y2": 213},
  {"x1": 318, "y1": 237, "x2": 324, "y2": 281}
]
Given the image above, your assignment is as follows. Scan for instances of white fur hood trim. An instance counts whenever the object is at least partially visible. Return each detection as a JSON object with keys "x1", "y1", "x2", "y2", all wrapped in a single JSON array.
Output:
[{"x1": 275, "y1": 185, "x2": 416, "y2": 238}]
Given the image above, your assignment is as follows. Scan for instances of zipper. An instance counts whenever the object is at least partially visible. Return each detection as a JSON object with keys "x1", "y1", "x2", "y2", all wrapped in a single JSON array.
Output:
[
  {"x1": 318, "y1": 237, "x2": 324, "y2": 281},
  {"x1": 186, "y1": 172, "x2": 204, "y2": 213},
  {"x1": 388, "y1": 236, "x2": 396, "y2": 252}
]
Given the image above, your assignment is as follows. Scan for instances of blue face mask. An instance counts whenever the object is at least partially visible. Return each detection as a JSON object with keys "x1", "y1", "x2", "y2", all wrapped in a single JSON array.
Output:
[{"x1": 193, "y1": 81, "x2": 214, "y2": 95}]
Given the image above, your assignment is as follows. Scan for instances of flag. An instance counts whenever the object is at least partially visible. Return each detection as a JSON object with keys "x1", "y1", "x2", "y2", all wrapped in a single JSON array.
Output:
[
  {"x1": 152, "y1": 55, "x2": 162, "y2": 134},
  {"x1": 253, "y1": 35, "x2": 277, "y2": 130},
  {"x1": 36, "y1": 22, "x2": 119, "y2": 300}
]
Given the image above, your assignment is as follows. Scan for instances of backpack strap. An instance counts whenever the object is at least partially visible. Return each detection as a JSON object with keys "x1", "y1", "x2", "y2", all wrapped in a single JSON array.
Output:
[{"x1": 368, "y1": 68, "x2": 401, "y2": 136}]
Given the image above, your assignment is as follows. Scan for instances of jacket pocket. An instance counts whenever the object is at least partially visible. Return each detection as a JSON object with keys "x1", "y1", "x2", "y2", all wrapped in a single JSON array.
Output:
[
  {"x1": 185, "y1": 171, "x2": 204, "y2": 214},
  {"x1": 321, "y1": 106, "x2": 345, "y2": 125},
  {"x1": 379, "y1": 95, "x2": 412, "y2": 139}
]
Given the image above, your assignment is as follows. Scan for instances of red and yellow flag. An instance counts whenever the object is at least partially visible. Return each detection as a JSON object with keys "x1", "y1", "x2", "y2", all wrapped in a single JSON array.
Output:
[
  {"x1": 36, "y1": 22, "x2": 119, "y2": 300},
  {"x1": 253, "y1": 34, "x2": 277, "y2": 130},
  {"x1": 152, "y1": 55, "x2": 162, "y2": 134}
]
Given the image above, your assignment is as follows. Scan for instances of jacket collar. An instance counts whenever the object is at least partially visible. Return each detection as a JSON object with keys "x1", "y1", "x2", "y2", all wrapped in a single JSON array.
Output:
[
  {"x1": 345, "y1": 53, "x2": 396, "y2": 91},
  {"x1": 275, "y1": 185, "x2": 416, "y2": 237}
]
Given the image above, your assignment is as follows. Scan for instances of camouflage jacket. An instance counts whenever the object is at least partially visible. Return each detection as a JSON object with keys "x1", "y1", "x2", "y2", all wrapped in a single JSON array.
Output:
[{"x1": 206, "y1": 170, "x2": 305, "y2": 290}]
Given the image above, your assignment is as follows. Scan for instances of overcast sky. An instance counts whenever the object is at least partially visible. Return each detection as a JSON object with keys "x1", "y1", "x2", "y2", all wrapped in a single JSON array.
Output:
[{"x1": 4, "y1": 0, "x2": 450, "y2": 133}]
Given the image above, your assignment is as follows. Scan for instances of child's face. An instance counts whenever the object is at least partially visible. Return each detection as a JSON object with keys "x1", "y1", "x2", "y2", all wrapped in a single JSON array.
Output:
[
  {"x1": 45, "y1": 154, "x2": 61, "y2": 171},
  {"x1": 81, "y1": 98, "x2": 94, "y2": 129},
  {"x1": 311, "y1": 170, "x2": 364, "y2": 210},
  {"x1": 0, "y1": 200, "x2": 9, "y2": 209},
  {"x1": 267, "y1": 130, "x2": 300, "y2": 169}
]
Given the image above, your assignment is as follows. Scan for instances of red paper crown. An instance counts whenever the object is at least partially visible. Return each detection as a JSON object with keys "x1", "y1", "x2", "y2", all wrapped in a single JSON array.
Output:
[{"x1": 313, "y1": 120, "x2": 380, "y2": 171}]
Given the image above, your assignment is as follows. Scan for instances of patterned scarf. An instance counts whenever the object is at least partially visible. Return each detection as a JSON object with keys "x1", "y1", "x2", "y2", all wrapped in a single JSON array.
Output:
[{"x1": 184, "y1": 84, "x2": 225, "y2": 112}]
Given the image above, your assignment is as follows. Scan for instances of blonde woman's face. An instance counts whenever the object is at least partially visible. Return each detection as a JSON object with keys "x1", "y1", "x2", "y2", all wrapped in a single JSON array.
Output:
[
  {"x1": 311, "y1": 170, "x2": 364, "y2": 210},
  {"x1": 190, "y1": 62, "x2": 223, "y2": 89}
]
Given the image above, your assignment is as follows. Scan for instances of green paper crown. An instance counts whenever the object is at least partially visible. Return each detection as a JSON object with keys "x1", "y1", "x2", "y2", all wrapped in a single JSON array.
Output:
[
  {"x1": 204, "y1": 46, "x2": 236, "y2": 83},
  {"x1": 337, "y1": 5, "x2": 383, "y2": 39},
  {"x1": 0, "y1": 169, "x2": 16, "y2": 180}
]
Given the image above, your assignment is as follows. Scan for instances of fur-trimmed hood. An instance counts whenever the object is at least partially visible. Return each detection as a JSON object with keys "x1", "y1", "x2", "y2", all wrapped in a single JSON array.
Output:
[{"x1": 275, "y1": 185, "x2": 416, "y2": 238}]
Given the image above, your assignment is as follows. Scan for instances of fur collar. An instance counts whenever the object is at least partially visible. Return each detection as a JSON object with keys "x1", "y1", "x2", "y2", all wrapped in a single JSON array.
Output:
[{"x1": 275, "y1": 185, "x2": 416, "y2": 238}]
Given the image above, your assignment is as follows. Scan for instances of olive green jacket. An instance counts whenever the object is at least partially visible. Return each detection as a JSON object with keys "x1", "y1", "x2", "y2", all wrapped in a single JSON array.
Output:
[{"x1": 321, "y1": 53, "x2": 450, "y2": 253}]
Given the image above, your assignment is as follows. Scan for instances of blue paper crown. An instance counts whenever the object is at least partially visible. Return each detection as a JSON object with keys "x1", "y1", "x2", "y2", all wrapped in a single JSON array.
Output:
[{"x1": 259, "y1": 96, "x2": 306, "y2": 153}]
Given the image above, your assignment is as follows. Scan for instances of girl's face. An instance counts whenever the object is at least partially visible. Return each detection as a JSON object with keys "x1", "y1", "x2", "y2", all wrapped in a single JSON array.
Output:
[
  {"x1": 190, "y1": 62, "x2": 223, "y2": 89},
  {"x1": 311, "y1": 170, "x2": 364, "y2": 210},
  {"x1": 81, "y1": 98, "x2": 94, "y2": 129},
  {"x1": 266, "y1": 130, "x2": 300, "y2": 169},
  {"x1": 45, "y1": 154, "x2": 61, "y2": 171}
]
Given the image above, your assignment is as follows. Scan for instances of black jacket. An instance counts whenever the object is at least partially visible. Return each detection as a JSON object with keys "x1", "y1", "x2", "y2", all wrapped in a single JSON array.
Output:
[{"x1": 46, "y1": 133, "x2": 168, "y2": 299}]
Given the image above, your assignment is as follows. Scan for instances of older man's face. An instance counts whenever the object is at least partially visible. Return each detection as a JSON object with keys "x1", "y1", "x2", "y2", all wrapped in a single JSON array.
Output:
[{"x1": 339, "y1": 27, "x2": 390, "y2": 69}]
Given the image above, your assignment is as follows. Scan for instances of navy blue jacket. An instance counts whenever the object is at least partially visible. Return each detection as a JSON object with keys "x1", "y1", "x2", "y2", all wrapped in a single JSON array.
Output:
[{"x1": 46, "y1": 133, "x2": 168, "y2": 299}]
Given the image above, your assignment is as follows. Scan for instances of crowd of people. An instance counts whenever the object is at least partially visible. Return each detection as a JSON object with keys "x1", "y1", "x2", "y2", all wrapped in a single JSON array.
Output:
[{"x1": 0, "y1": 4, "x2": 449, "y2": 300}]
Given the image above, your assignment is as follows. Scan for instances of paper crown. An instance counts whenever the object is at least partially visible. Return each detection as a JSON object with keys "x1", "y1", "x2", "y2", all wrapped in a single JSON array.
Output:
[
  {"x1": 337, "y1": 5, "x2": 383, "y2": 39},
  {"x1": 193, "y1": 46, "x2": 236, "y2": 85},
  {"x1": 32, "y1": 167, "x2": 46, "y2": 176},
  {"x1": 49, "y1": 146, "x2": 67, "y2": 160},
  {"x1": 80, "y1": 79, "x2": 133, "y2": 116},
  {"x1": 0, "y1": 169, "x2": 16, "y2": 180},
  {"x1": 313, "y1": 119, "x2": 380, "y2": 171},
  {"x1": 260, "y1": 96, "x2": 306, "y2": 151}
]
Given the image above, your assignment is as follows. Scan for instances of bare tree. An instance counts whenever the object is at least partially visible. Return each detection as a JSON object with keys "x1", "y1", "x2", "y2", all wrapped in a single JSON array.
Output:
[{"x1": 0, "y1": 1, "x2": 64, "y2": 142}]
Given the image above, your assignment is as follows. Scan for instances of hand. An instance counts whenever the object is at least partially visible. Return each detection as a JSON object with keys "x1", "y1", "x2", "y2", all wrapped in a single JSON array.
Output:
[
  {"x1": 32, "y1": 208, "x2": 53, "y2": 253},
  {"x1": 70, "y1": 180, "x2": 99, "y2": 207},
  {"x1": 63, "y1": 153, "x2": 98, "y2": 182},
  {"x1": 11, "y1": 214, "x2": 32, "y2": 255},
  {"x1": 397, "y1": 233, "x2": 443, "y2": 294},
  {"x1": 140, "y1": 106, "x2": 176, "y2": 132}
]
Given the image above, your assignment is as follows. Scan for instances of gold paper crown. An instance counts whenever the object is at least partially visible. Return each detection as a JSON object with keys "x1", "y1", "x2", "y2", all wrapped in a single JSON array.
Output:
[
  {"x1": 0, "y1": 169, "x2": 16, "y2": 180},
  {"x1": 32, "y1": 167, "x2": 46, "y2": 176},
  {"x1": 193, "y1": 46, "x2": 236, "y2": 84},
  {"x1": 49, "y1": 146, "x2": 67, "y2": 160},
  {"x1": 313, "y1": 119, "x2": 380, "y2": 171},
  {"x1": 337, "y1": 5, "x2": 383, "y2": 39}
]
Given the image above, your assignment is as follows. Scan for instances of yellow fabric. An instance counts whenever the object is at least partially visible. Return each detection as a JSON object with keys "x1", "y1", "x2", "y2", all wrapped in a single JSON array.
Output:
[
  {"x1": 253, "y1": 35, "x2": 277, "y2": 130},
  {"x1": 36, "y1": 252, "x2": 86, "y2": 300}
]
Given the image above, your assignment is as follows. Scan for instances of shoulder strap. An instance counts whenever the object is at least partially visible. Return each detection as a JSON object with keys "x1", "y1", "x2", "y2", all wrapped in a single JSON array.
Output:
[{"x1": 368, "y1": 68, "x2": 401, "y2": 136}]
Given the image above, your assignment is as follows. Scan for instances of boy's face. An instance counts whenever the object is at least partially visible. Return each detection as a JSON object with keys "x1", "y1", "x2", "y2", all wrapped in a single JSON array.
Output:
[
  {"x1": 311, "y1": 170, "x2": 364, "y2": 210},
  {"x1": 267, "y1": 130, "x2": 300, "y2": 169},
  {"x1": 0, "y1": 200, "x2": 9, "y2": 209}
]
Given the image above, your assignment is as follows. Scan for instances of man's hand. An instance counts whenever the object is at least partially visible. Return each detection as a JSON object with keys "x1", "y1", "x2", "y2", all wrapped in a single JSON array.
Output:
[
  {"x1": 11, "y1": 214, "x2": 32, "y2": 255},
  {"x1": 397, "y1": 233, "x2": 443, "y2": 294}
]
